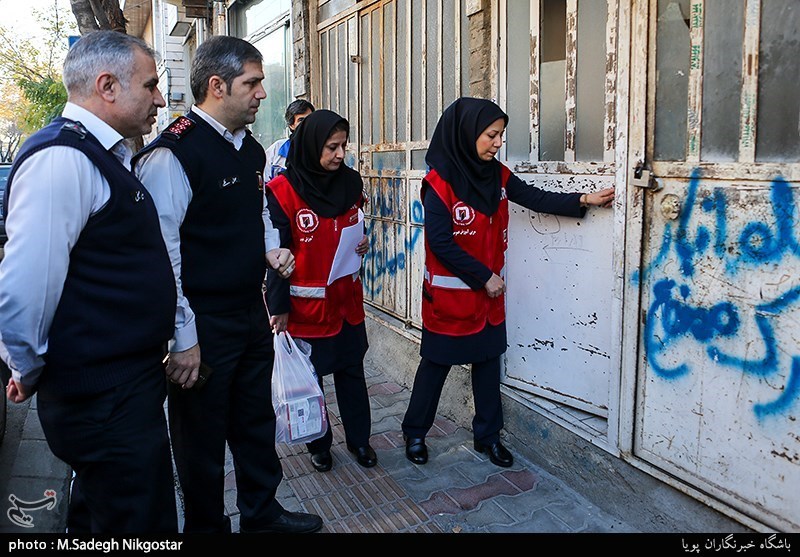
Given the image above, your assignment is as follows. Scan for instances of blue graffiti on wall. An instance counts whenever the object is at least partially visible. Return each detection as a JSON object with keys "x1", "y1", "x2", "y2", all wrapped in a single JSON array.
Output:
[
  {"x1": 639, "y1": 169, "x2": 800, "y2": 419},
  {"x1": 362, "y1": 196, "x2": 424, "y2": 297}
]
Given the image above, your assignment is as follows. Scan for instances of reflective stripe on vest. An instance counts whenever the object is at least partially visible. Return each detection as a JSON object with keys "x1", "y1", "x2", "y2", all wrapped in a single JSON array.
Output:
[
  {"x1": 289, "y1": 285, "x2": 326, "y2": 299},
  {"x1": 425, "y1": 265, "x2": 507, "y2": 290},
  {"x1": 424, "y1": 268, "x2": 469, "y2": 290}
]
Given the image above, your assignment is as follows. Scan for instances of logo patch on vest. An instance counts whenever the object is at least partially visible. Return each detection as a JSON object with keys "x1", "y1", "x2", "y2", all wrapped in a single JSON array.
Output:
[
  {"x1": 452, "y1": 202, "x2": 475, "y2": 226},
  {"x1": 131, "y1": 190, "x2": 146, "y2": 203},
  {"x1": 256, "y1": 171, "x2": 264, "y2": 192},
  {"x1": 296, "y1": 208, "x2": 319, "y2": 233},
  {"x1": 219, "y1": 176, "x2": 240, "y2": 189}
]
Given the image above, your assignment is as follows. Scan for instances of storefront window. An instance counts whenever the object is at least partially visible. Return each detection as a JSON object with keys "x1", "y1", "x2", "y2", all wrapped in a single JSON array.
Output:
[
  {"x1": 251, "y1": 25, "x2": 291, "y2": 148},
  {"x1": 229, "y1": 0, "x2": 293, "y2": 149},
  {"x1": 229, "y1": 0, "x2": 290, "y2": 37}
]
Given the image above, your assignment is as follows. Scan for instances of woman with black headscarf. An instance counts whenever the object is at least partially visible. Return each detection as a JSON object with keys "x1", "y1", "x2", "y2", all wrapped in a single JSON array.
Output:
[
  {"x1": 265, "y1": 109, "x2": 375, "y2": 472},
  {"x1": 401, "y1": 98, "x2": 614, "y2": 468}
]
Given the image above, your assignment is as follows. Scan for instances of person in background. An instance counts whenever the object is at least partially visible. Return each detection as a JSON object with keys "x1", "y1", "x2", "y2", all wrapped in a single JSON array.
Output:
[
  {"x1": 0, "y1": 30, "x2": 177, "y2": 533},
  {"x1": 401, "y1": 97, "x2": 615, "y2": 469},
  {"x1": 265, "y1": 109, "x2": 374, "y2": 473},
  {"x1": 265, "y1": 99, "x2": 315, "y2": 180},
  {"x1": 133, "y1": 35, "x2": 321, "y2": 534}
]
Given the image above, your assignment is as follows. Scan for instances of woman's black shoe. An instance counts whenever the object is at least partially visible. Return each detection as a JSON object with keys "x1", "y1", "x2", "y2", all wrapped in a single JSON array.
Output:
[
  {"x1": 404, "y1": 435, "x2": 428, "y2": 465},
  {"x1": 310, "y1": 450, "x2": 332, "y2": 472},
  {"x1": 473, "y1": 440, "x2": 513, "y2": 467}
]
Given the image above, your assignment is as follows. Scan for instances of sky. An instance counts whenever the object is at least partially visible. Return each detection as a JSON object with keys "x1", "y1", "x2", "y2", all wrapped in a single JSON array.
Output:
[{"x1": 0, "y1": 0, "x2": 75, "y2": 40}]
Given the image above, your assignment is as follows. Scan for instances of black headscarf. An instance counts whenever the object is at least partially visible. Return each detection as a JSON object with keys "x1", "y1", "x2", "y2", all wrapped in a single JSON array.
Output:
[
  {"x1": 425, "y1": 97, "x2": 509, "y2": 216},
  {"x1": 282, "y1": 109, "x2": 363, "y2": 218}
]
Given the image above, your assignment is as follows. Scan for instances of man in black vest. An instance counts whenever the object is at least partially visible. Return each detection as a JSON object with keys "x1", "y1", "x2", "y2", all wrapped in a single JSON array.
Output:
[
  {"x1": 134, "y1": 35, "x2": 322, "y2": 534},
  {"x1": 0, "y1": 31, "x2": 177, "y2": 532}
]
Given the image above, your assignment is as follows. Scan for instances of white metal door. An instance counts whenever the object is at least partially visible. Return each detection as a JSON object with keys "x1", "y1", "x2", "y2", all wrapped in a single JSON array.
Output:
[
  {"x1": 501, "y1": 0, "x2": 622, "y2": 420},
  {"x1": 630, "y1": 0, "x2": 800, "y2": 532}
]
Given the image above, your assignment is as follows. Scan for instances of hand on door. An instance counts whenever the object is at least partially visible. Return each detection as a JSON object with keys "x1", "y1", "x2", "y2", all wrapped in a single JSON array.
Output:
[{"x1": 580, "y1": 187, "x2": 615, "y2": 208}]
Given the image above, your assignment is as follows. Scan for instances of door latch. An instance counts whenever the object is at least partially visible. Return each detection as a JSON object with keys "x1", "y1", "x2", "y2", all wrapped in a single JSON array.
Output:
[{"x1": 632, "y1": 160, "x2": 661, "y2": 191}]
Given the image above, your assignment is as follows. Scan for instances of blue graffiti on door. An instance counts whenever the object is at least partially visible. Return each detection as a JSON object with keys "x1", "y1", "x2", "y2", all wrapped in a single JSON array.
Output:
[
  {"x1": 362, "y1": 195, "x2": 424, "y2": 297},
  {"x1": 638, "y1": 169, "x2": 800, "y2": 419}
]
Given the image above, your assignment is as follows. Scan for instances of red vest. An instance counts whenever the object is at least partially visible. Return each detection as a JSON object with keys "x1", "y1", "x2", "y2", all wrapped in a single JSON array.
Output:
[
  {"x1": 422, "y1": 166, "x2": 510, "y2": 336},
  {"x1": 268, "y1": 175, "x2": 365, "y2": 338}
]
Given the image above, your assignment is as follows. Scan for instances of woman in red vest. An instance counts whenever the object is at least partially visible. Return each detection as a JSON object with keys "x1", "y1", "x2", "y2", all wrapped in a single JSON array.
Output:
[
  {"x1": 402, "y1": 98, "x2": 614, "y2": 467},
  {"x1": 265, "y1": 109, "x2": 375, "y2": 472}
]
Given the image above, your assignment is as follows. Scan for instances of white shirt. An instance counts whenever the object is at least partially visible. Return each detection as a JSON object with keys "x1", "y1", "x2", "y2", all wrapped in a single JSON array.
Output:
[
  {"x1": 134, "y1": 106, "x2": 280, "y2": 353},
  {"x1": 0, "y1": 103, "x2": 130, "y2": 386}
]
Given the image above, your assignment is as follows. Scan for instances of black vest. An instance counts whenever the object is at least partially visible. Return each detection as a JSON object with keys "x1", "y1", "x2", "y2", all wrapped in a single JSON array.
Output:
[
  {"x1": 134, "y1": 112, "x2": 267, "y2": 313},
  {"x1": 7, "y1": 118, "x2": 176, "y2": 397}
]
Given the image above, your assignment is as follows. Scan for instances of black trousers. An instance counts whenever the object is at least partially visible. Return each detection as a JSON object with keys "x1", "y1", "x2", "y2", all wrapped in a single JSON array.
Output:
[
  {"x1": 37, "y1": 365, "x2": 177, "y2": 533},
  {"x1": 306, "y1": 361, "x2": 372, "y2": 454},
  {"x1": 167, "y1": 302, "x2": 283, "y2": 533},
  {"x1": 401, "y1": 356, "x2": 503, "y2": 444}
]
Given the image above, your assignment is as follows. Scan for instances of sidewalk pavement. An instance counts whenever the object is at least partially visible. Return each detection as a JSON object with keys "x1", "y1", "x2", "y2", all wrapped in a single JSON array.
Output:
[{"x1": 1, "y1": 363, "x2": 636, "y2": 535}]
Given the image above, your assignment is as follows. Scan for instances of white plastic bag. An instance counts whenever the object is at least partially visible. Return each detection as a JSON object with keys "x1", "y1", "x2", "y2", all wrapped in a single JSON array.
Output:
[{"x1": 272, "y1": 331, "x2": 328, "y2": 444}]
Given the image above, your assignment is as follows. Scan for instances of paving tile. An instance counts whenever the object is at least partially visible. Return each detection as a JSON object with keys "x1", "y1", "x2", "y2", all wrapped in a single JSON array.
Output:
[
  {"x1": 394, "y1": 467, "x2": 477, "y2": 503},
  {"x1": 391, "y1": 499, "x2": 428, "y2": 529},
  {"x1": 22, "y1": 409, "x2": 47, "y2": 440},
  {"x1": 490, "y1": 488, "x2": 549, "y2": 519},
  {"x1": 366, "y1": 506, "x2": 396, "y2": 532},
  {"x1": 11, "y1": 440, "x2": 70, "y2": 479},
  {"x1": 419, "y1": 490, "x2": 461, "y2": 515},
  {"x1": 370, "y1": 432, "x2": 397, "y2": 451},
  {"x1": 370, "y1": 412, "x2": 404, "y2": 435},
  {"x1": 368, "y1": 381, "x2": 405, "y2": 395},
  {"x1": 445, "y1": 473, "x2": 523, "y2": 510},
  {"x1": 310, "y1": 495, "x2": 339, "y2": 522},
  {"x1": 500, "y1": 507, "x2": 573, "y2": 533},
  {"x1": 224, "y1": 469, "x2": 236, "y2": 490},
  {"x1": 500, "y1": 468, "x2": 539, "y2": 492},
  {"x1": 340, "y1": 516, "x2": 359, "y2": 533},
  {"x1": 229, "y1": 513, "x2": 240, "y2": 533},
  {"x1": 223, "y1": 486, "x2": 237, "y2": 516},
  {"x1": 378, "y1": 503, "x2": 409, "y2": 531},
  {"x1": 437, "y1": 499, "x2": 516, "y2": 531},
  {"x1": 355, "y1": 512, "x2": 379, "y2": 533},
  {"x1": 432, "y1": 420, "x2": 460, "y2": 437}
]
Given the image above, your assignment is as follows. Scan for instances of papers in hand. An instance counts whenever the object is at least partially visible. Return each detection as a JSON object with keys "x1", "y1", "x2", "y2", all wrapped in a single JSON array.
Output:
[{"x1": 327, "y1": 209, "x2": 364, "y2": 285}]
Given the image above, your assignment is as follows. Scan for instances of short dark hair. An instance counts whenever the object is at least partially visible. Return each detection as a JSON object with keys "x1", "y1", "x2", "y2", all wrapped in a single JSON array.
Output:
[
  {"x1": 191, "y1": 35, "x2": 263, "y2": 103},
  {"x1": 285, "y1": 99, "x2": 315, "y2": 126}
]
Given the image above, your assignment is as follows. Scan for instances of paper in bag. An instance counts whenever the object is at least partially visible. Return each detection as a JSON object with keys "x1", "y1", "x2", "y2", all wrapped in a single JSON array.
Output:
[{"x1": 272, "y1": 332, "x2": 328, "y2": 444}]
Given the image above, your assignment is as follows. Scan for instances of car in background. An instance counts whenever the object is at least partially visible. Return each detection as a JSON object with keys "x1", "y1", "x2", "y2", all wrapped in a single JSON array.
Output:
[{"x1": 0, "y1": 161, "x2": 10, "y2": 247}]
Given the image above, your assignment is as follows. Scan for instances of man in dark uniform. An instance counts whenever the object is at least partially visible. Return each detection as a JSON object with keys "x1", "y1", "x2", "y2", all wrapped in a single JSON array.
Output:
[
  {"x1": 134, "y1": 35, "x2": 321, "y2": 534},
  {"x1": 0, "y1": 31, "x2": 177, "y2": 533}
]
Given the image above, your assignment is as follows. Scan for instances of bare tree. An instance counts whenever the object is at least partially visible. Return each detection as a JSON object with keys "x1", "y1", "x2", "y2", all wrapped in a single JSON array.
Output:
[
  {"x1": 68, "y1": 0, "x2": 146, "y2": 150},
  {"x1": 0, "y1": 122, "x2": 22, "y2": 163},
  {"x1": 69, "y1": 0, "x2": 127, "y2": 34}
]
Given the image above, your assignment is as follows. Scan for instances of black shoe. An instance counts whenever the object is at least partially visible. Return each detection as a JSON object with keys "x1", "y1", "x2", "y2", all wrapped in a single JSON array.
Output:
[
  {"x1": 310, "y1": 450, "x2": 332, "y2": 472},
  {"x1": 473, "y1": 440, "x2": 514, "y2": 467},
  {"x1": 404, "y1": 435, "x2": 428, "y2": 465},
  {"x1": 347, "y1": 444, "x2": 377, "y2": 468},
  {"x1": 241, "y1": 510, "x2": 323, "y2": 534}
]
